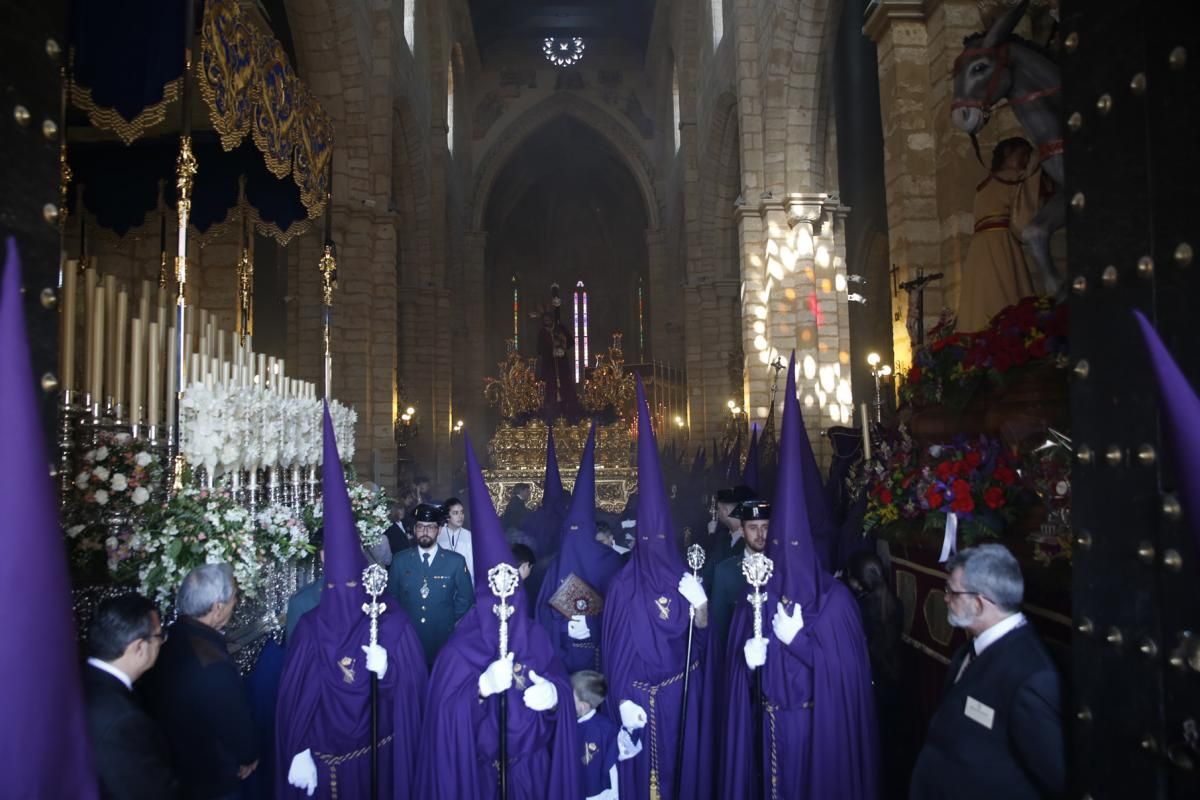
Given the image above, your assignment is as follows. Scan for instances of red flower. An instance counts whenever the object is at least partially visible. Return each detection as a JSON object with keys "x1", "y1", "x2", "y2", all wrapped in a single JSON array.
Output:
[
  {"x1": 984, "y1": 487, "x2": 1006, "y2": 510},
  {"x1": 925, "y1": 486, "x2": 945, "y2": 509},
  {"x1": 936, "y1": 461, "x2": 954, "y2": 482},
  {"x1": 908, "y1": 366, "x2": 922, "y2": 384},
  {"x1": 964, "y1": 450, "x2": 983, "y2": 469},
  {"x1": 950, "y1": 492, "x2": 975, "y2": 514},
  {"x1": 993, "y1": 465, "x2": 1016, "y2": 485},
  {"x1": 879, "y1": 489, "x2": 894, "y2": 505},
  {"x1": 1028, "y1": 336, "x2": 1048, "y2": 359}
]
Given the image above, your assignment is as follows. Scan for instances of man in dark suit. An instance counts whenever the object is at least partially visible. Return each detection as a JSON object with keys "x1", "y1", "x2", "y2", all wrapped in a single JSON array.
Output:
[
  {"x1": 700, "y1": 485, "x2": 754, "y2": 589},
  {"x1": 910, "y1": 544, "x2": 1065, "y2": 800},
  {"x1": 83, "y1": 593, "x2": 178, "y2": 800},
  {"x1": 501, "y1": 482, "x2": 532, "y2": 532},
  {"x1": 384, "y1": 500, "x2": 413, "y2": 556},
  {"x1": 142, "y1": 563, "x2": 259, "y2": 800},
  {"x1": 388, "y1": 503, "x2": 475, "y2": 666}
]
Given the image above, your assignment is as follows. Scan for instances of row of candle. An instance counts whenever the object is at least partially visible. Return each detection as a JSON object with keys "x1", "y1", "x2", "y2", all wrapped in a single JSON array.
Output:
[{"x1": 58, "y1": 259, "x2": 317, "y2": 427}]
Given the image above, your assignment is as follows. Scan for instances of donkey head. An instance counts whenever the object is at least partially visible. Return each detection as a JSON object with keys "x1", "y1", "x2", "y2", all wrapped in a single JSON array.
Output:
[{"x1": 951, "y1": 0, "x2": 1029, "y2": 134}]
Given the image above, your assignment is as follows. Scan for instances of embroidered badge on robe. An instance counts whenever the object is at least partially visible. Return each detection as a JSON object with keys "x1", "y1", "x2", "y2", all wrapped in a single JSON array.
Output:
[
  {"x1": 656, "y1": 596, "x2": 671, "y2": 620},
  {"x1": 339, "y1": 656, "x2": 356, "y2": 684}
]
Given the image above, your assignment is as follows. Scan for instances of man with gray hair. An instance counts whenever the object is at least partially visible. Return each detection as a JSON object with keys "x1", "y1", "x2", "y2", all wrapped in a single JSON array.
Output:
[
  {"x1": 910, "y1": 544, "x2": 1065, "y2": 800},
  {"x1": 142, "y1": 563, "x2": 260, "y2": 800}
]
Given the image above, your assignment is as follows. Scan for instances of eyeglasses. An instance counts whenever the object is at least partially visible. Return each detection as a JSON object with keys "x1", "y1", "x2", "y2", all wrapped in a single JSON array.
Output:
[{"x1": 944, "y1": 584, "x2": 995, "y2": 605}]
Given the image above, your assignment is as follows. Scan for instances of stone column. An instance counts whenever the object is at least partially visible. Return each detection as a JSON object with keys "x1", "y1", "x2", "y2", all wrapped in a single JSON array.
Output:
[
  {"x1": 683, "y1": 278, "x2": 741, "y2": 446},
  {"x1": 737, "y1": 194, "x2": 853, "y2": 466},
  {"x1": 644, "y1": 228, "x2": 681, "y2": 367},
  {"x1": 459, "y1": 230, "x2": 488, "y2": 436}
]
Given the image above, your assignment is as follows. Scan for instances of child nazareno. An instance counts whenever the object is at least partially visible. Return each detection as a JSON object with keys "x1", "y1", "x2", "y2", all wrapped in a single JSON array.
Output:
[{"x1": 571, "y1": 670, "x2": 647, "y2": 800}]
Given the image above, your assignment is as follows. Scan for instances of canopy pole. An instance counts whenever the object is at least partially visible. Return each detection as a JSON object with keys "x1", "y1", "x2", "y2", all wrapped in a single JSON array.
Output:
[{"x1": 170, "y1": 0, "x2": 197, "y2": 494}]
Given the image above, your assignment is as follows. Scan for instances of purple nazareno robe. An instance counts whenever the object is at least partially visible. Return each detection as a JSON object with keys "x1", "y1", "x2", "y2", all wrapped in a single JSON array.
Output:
[
  {"x1": 536, "y1": 423, "x2": 626, "y2": 672},
  {"x1": 719, "y1": 354, "x2": 879, "y2": 799},
  {"x1": 415, "y1": 436, "x2": 580, "y2": 800},
  {"x1": 275, "y1": 407, "x2": 428, "y2": 798},
  {"x1": 601, "y1": 377, "x2": 711, "y2": 800}
]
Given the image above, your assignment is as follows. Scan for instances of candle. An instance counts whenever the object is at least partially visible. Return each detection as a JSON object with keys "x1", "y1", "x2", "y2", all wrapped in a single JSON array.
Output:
[
  {"x1": 113, "y1": 290, "x2": 128, "y2": 410},
  {"x1": 257, "y1": 353, "x2": 267, "y2": 388},
  {"x1": 216, "y1": 329, "x2": 226, "y2": 366},
  {"x1": 83, "y1": 267, "x2": 97, "y2": 396},
  {"x1": 861, "y1": 403, "x2": 871, "y2": 462},
  {"x1": 222, "y1": 360, "x2": 231, "y2": 385},
  {"x1": 267, "y1": 356, "x2": 277, "y2": 391},
  {"x1": 198, "y1": 309, "x2": 209, "y2": 348},
  {"x1": 129, "y1": 318, "x2": 144, "y2": 424},
  {"x1": 91, "y1": 285, "x2": 106, "y2": 402},
  {"x1": 60, "y1": 259, "x2": 78, "y2": 393},
  {"x1": 165, "y1": 327, "x2": 177, "y2": 428},
  {"x1": 103, "y1": 274, "x2": 116, "y2": 398},
  {"x1": 156, "y1": 300, "x2": 167, "y2": 366},
  {"x1": 147, "y1": 322, "x2": 160, "y2": 428},
  {"x1": 138, "y1": 280, "x2": 151, "y2": 331}
]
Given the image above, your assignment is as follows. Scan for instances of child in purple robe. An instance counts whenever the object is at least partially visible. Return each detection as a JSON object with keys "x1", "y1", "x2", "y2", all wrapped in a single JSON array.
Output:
[{"x1": 572, "y1": 670, "x2": 646, "y2": 800}]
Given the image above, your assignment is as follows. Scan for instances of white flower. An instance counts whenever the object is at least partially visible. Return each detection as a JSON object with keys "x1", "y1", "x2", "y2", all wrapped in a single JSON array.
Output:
[
  {"x1": 105, "y1": 536, "x2": 119, "y2": 550},
  {"x1": 95, "y1": 446, "x2": 109, "y2": 461},
  {"x1": 67, "y1": 524, "x2": 85, "y2": 538},
  {"x1": 928, "y1": 445, "x2": 943, "y2": 458},
  {"x1": 110, "y1": 473, "x2": 128, "y2": 492},
  {"x1": 93, "y1": 466, "x2": 110, "y2": 481},
  {"x1": 94, "y1": 489, "x2": 109, "y2": 506},
  {"x1": 135, "y1": 452, "x2": 152, "y2": 467},
  {"x1": 132, "y1": 487, "x2": 150, "y2": 506},
  {"x1": 114, "y1": 433, "x2": 131, "y2": 444},
  {"x1": 75, "y1": 472, "x2": 90, "y2": 490}
]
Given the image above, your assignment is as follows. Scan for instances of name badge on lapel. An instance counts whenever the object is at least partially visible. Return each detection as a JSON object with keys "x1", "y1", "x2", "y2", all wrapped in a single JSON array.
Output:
[{"x1": 964, "y1": 696, "x2": 995, "y2": 730}]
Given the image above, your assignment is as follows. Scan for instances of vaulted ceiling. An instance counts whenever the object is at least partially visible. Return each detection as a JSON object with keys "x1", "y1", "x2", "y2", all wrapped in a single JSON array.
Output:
[{"x1": 467, "y1": 0, "x2": 656, "y2": 59}]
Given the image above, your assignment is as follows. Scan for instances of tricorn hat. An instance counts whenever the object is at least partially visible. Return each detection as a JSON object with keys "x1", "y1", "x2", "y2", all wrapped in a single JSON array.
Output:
[
  {"x1": 412, "y1": 503, "x2": 444, "y2": 524},
  {"x1": 733, "y1": 499, "x2": 772, "y2": 521}
]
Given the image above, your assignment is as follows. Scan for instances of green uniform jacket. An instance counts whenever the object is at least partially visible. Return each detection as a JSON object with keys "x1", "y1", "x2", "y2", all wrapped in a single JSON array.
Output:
[
  {"x1": 709, "y1": 548, "x2": 748, "y2": 654},
  {"x1": 285, "y1": 579, "x2": 322, "y2": 642},
  {"x1": 388, "y1": 546, "x2": 474, "y2": 666}
]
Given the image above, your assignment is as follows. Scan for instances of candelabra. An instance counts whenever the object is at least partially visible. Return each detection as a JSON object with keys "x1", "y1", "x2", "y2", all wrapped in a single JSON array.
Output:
[
  {"x1": 866, "y1": 353, "x2": 893, "y2": 426},
  {"x1": 395, "y1": 402, "x2": 418, "y2": 449}
]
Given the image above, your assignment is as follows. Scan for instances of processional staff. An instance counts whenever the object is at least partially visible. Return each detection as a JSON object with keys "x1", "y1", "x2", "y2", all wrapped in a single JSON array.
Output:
[
  {"x1": 742, "y1": 551, "x2": 774, "y2": 796},
  {"x1": 488, "y1": 562, "x2": 521, "y2": 800},
  {"x1": 361, "y1": 563, "x2": 389, "y2": 800},
  {"x1": 674, "y1": 543, "x2": 706, "y2": 800}
]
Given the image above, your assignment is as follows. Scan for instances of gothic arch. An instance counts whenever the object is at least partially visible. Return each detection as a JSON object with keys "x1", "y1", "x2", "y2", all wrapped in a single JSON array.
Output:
[{"x1": 470, "y1": 94, "x2": 660, "y2": 231}]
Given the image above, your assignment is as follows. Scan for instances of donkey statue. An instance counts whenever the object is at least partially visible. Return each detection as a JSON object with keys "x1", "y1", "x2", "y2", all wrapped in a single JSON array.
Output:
[{"x1": 951, "y1": 0, "x2": 1065, "y2": 295}]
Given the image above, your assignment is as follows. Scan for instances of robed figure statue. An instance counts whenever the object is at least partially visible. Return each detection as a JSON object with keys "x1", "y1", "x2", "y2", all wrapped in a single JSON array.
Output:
[{"x1": 537, "y1": 291, "x2": 577, "y2": 418}]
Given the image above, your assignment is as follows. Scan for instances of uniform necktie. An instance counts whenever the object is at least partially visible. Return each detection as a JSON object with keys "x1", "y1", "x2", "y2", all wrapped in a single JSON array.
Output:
[{"x1": 423, "y1": 552, "x2": 431, "y2": 568}]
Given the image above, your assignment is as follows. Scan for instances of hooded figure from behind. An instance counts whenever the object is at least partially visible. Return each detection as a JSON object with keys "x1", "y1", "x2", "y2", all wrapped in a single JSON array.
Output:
[
  {"x1": 275, "y1": 406, "x2": 428, "y2": 798},
  {"x1": 719, "y1": 353, "x2": 879, "y2": 799}
]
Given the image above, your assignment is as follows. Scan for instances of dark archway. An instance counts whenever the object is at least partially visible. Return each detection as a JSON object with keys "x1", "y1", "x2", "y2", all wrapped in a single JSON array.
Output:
[{"x1": 482, "y1": 116, "x2": 650, "y2": 431}]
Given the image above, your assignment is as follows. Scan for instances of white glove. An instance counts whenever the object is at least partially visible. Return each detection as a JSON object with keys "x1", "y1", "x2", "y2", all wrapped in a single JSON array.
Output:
[
  {"x1": 617, "y1": 727, "x2": 643, "y2": 760},
  {"x1": 771, "y1": 601, "x2": 805, "y2": 645},
  {"x1": 361, "y1": 643, "x2": 388, "y2": 680},
  {"x1": 567, "y1": 614, "x2": 591, "y2": 641},
  {"x1": 479, "y1": 653, "x2": 514, "y2": 698},
  {"x1": 706, "y1": 519, "x2": 718, "y2": 535},
  {"x1": 619, "y1": 699, "x2": 648, "y2": 731},
  {"x1": 522, "y1": 669, "x2": 559, "y2": 711},
  {"x1": 678, "y1": 572, "x2": 708, "y2": 609},
  {"x1": 287, "y1": 748, "x2": 318, "y2": 796},
  {"x1": 744, "y1": 636, "x2": 769, "y2": 671}
]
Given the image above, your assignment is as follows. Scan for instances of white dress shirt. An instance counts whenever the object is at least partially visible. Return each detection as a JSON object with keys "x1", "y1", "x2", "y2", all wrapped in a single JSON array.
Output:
[
  {"x1": 87, "y1": 657, "x2": 133, "y2": 691},
  {"x1": 438, "y1": 525, "x2": 474, "y2": 581},
  {"x1": 417, "y1": 542, "x2": 440, "y2": 567}
]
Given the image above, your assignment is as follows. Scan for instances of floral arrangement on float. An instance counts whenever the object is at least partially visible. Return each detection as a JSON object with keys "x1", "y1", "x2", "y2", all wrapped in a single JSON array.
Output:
[
  {"x1": 302, "y1": 481, "x2": 390, "y2": 552},
  {"x1": 255, "y1": 503, "x2": 315, "y2": 564},
  {"x1": 179, "y1": 382, "x2": 356, "y2": 481},
  {"x1": 64, "y1": 432, "x2": 165, "y2": 577},
  {"x1": 859, "y1": 426, "x2": 1027, "y2": 547},
  {"x1": 900, "y1": 296, "x2": 1069, "y2": 410},
  {"x1": 130, "y1": 487, "x2": 259, "y2": 608}
]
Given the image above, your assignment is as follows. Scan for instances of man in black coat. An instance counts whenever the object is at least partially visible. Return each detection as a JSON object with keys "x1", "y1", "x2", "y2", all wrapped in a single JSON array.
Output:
[
  {"x1": 142, "y1": 563, "x2": 259, "y2": 800},
  {"x1": 910, "y1": 544, "x2": 1065, "y2": 800},
  {"x1": 83, "y1": 593, "x2": 178, "y2": 800},
  {"x1": 500, "y1": 482, "x2": 531, "y2": 532}
]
